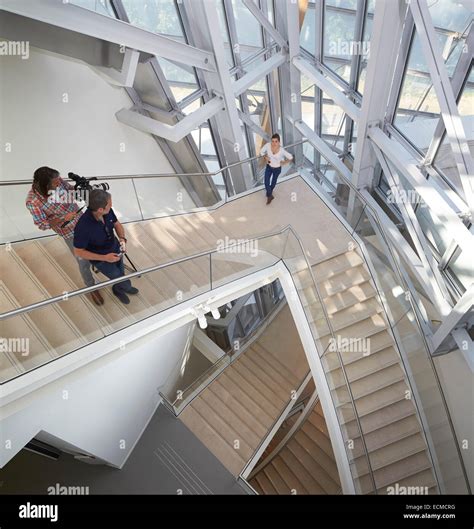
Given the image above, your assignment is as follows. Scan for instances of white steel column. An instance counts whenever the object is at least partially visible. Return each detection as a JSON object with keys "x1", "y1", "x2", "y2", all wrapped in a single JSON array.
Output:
[
  {"x1": 349, "y1": 0, "x2": 407, "y2": 216},
  {"x1": 182, "y1": 0, "x2": 252, "y2": 193}
]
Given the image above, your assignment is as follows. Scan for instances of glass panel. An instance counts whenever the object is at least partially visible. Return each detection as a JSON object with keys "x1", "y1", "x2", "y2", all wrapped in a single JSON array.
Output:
[
  {"x1": 323, "y1": 0, "x2": 358, "y2": 83},
  {"x1": 70, "y1": 0, "x2": 115, "y2": 16},
  {"x1": 433, "y1": 67, "x2": 474, "y2": 195},
  {"x1": 232, "y1": 0, "x2": 263, "y2": 48},
  {"x1": 210, "y1": 232, "x2": 284, "y2": 290},
  {"x1": 0, "y1": 254, "x2": 211, "y2": 383},
  {"x1": 394, "y1": 33, "x2": 441, "y2": 153},
  {"x1": 357, "y1": 0, "x2": 375, "y2": 95},
  {"x1": 132, "y1": 173, "x2": 224, "y2": 218},
  {"x1": 121, "y1": 0, "x2": 184, "y2": 37},
  {"x1": 300, "y1": 0, "x2": 316, "y2": 54}
]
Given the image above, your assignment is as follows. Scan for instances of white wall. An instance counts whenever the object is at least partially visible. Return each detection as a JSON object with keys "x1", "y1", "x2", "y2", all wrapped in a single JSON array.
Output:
[
  {"x1": 0, "y1": 43, "x2": 193, "y2": 242},
  {"x1": 0, "y1": 321, "x2": 194, "y2": 468}
]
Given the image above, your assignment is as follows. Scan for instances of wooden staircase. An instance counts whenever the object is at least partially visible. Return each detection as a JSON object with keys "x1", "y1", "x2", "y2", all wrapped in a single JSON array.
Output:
[
  {"x1": 0, "y1": 213, "x2": 250, "y2": 383},
  {"x1": 179, "y1": 306, "x2": 308, "y2": 477},
  {"x1": 294, "y1": 248, "x2": 438, "y2": 494},
  {"x1": 250, "y1": 401, "x2": 342, "y2": 494}
]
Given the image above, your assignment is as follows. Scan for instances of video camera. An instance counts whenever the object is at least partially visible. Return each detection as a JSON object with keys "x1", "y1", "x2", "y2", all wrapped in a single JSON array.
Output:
[{"x1": 68, "y1": 172, "x2": 110, "y2": 192}]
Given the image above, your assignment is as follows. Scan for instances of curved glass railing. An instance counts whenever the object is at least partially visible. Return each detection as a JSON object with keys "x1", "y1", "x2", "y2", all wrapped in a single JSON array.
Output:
[
  {"x1": 305, "y1": 172, "x2": 471, "y2": 494},
  {"x1": 0, "y1": 143, "x2": 302, "y2": 245}
]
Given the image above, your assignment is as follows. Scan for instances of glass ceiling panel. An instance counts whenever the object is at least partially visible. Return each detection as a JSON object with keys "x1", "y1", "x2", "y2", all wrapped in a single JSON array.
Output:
[
  {"x1": 232, "y1": 0, "x2": 263, "y2": 48},
  {"x1": 122, "y1": 0, "x2": 184, "y2": 37}
]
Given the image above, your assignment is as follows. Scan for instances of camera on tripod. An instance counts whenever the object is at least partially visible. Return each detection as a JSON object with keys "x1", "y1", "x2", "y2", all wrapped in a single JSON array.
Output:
[{"x1": 68, "y1": 172, "x2": 110, "y2": 192}]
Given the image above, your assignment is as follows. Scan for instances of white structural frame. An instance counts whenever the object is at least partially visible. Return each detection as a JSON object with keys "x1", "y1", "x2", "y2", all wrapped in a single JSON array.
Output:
[{"x1": 409, "y1": 0, "x2": 474, "y2": 215}]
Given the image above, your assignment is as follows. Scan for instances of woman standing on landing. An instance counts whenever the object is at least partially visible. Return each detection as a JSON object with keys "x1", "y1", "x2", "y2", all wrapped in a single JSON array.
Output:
[{"x1": 260, "y1": 133, "x2": 293, "y2": 205}]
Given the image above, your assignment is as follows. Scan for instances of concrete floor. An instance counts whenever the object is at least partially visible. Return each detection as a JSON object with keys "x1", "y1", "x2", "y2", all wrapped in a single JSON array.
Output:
[{"x1": 0, "y1": 405, "x2": 246, "y2": 495}]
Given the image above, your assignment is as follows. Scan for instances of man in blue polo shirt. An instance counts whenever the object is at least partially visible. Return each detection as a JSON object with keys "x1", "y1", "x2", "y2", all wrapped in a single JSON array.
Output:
[{"x1": 73, "y1": 189, "x2": 138, "y2": 305}]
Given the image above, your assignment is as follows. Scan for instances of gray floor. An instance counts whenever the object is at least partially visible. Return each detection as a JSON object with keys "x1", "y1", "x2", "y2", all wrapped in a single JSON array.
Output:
[{"x1": 0, "y1": 405, "x2": 246, "y2": 495}]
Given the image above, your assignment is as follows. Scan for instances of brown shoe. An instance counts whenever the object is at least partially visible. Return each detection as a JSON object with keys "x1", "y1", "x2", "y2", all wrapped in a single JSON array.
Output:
[
  {"x1": 88, "y1": 290, "x2": 104, "y2": 306},
  {"x1": 268, "y1": 195, "x2": 274, "y2": 204}
]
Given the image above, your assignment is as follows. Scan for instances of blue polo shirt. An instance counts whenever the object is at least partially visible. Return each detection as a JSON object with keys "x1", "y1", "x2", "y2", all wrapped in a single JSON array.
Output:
[{"x1": 73, "y1": 208, "x2": 120, "y2": 262}]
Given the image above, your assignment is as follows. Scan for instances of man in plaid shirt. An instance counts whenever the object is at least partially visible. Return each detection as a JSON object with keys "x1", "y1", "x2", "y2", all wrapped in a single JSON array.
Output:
[{"x1": 25, "y1": 166, "x2": 104, "y2": 305}]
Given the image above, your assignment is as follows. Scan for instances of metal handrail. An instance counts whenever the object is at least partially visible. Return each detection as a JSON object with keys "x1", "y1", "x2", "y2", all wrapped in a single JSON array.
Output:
[
  {"x1": 282, "y1": 229, "x2": 378, "y2": 494},
  {"x1": 0, "y1": 140, "x2": 308, "y2": 186},
  {"x1": 0, "y1": 225, "x2": 292, "y2": 320}
]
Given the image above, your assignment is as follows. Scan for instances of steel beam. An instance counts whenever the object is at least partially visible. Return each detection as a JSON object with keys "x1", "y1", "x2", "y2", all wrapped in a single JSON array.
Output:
[
  {"x1": 351, "y1": 0, "x2": 407, "y2": 191},
  {"x1": 181, "y1": 0, "x2": 252, "y2": 193},
  {"x1": 242, "y1": 0, "x2": 288, "y2": 50},
  {"x1": 233, "y1": 53, "x2": 287, "y2": 96},
  {"x1": 93, "y1": 48, "x2": 139, "y2": 87},
  {"x1": 0, "y1": 0, "x2": 217, "y2": 72},
  {"x1": 293, "y1": 56, "x2": 361, "y2": 122},
  {"x1": 410, "y1": 0, "x2": 474, "y2": 214},
  {"x1": 424, "y1": 25, "x2": 474, "y2": 166},
  {"x1": 116, "y1": 96, "x2": 224, "y2": 143},
  {"x1": 369, "y1": 127, "x2": 474, "y2": 255},
  {"x1": 274, "y1": 0, "x2": 303, "y2": 164},
  {"x1": 371, "y1": 143, "x2": 452, "y2": 315},
  {"x1": 431, "y1": 285, "x2": 474, "y2": 351}
]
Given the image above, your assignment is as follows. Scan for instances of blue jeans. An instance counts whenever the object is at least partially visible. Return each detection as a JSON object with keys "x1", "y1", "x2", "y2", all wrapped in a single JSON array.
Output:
[
  {"x1": 264, "y1": 165, "x2": 282, "y2": 197},
  {"x1": 94, "y1": 257, "x2": 132, "y2": 295}
]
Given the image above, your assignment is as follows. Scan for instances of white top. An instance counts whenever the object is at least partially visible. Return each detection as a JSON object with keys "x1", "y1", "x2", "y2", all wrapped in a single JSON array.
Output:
[{"x1": 260, "y1": 143, "x2": 293, "y2": 168}]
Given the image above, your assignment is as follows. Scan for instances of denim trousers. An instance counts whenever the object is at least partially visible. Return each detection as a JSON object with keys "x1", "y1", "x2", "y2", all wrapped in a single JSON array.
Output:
[
  {"x1": 94, "y1": 257, "x2": 132, "y2": 294},
  {"x1": 264, "y1": 165, "x2": 282, "y2": 197}
]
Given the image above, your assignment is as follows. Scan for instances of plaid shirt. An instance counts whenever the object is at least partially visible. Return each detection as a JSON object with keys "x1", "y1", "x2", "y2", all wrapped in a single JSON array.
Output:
[{"x1": 25, "y1": 177, "x2": 83, "y2": 239}]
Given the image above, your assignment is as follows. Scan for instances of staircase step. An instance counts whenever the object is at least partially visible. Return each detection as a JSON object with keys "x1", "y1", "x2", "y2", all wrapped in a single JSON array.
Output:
[
  {"x1": 279, "y1": 447, "x2": 326, "y2": 494},
  {"x1": 325, "y1": 346, "x2": 400, "y2": 388},
  {"x1": 316, "y1": 265, "x2": 371, "y2": 297},
  {"x1": 336, "y1": 379, "x2": 409, "y2": 417},
  {"x1": 207, "y1": 380, "x2": 268, "y2": 439},
  {"x1": 220, "y1": 367, "x2": 281, "y2": 420},
  {"x1": 311, "y1": 298, "x2": 382, "y2": 333},
  {"x1": 251, "y1": 471, "x2": 277, "y2": 495},
  {"x1": 286, "y1": 438, "x2": 340, "y2": 494},
  {"x1": 312, "y1": 250, "x2": 364, "y2": 282},
  {"x1": 271, "y1": 455, "x2": 310, "y2": 494},
  {"x1": 317, "y1": 313, "x2": 388, "y2": 343},
  {"x1": 238, "y1": 351, "x2": 294, "y2": 402},
  {"x1": 351, "y1": 412, "x2": 422, "y2": 459},
  {"x1": 356, "y1": 450, "x2": 434, "y2": 494},
  {"x1": 342, "y1": 398, "x2": 418, "y2": 438},
  {"x1": 231, "y1": 359, "x2": 286, "y2": 413},
  {"x1": 190, "y1": 396, "x2": 254, "y2": 460},
  {"x1": 263, "y1": 463, "x2": 292, "y2": 494},
  {"x1": 201, "y1": 387, "x2": 261, "y2": 449},
  {"x1": 357, "y1": 432, "x2": 428, "y2": 473},
  {"x1": 300, "y1": 417, "x2": 336, "y2": 461},
  {"x1": 215, "y1": 373, "x2": 275, "y2": 429},
  {"x1": 39, "y1": 237, "x2": 139, "y2": 330},
  {"x1": 296, "y1": 427, "x2": 340, "y2": 484},
  {"x1": 251, "y1": 342, "x2": 299, "y2": 388},
  {"x1": 13, "y1": 242, "x2": 107, "y2": 342},
  {"x1": 333, "y1": 363, "x2": 406, "y2": 401},
  {"x1": 179, "y1": 402, "x2": 246, "y2": 476}
]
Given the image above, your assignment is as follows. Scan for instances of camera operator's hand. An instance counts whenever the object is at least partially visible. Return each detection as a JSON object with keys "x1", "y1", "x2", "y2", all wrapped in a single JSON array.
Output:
[
  {"x1": 104, "y1": 253, "x2": 121, "y2": 263},
  {"x1": 119, "y1": 239, "x2": 127, "y2": 254}
]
